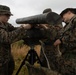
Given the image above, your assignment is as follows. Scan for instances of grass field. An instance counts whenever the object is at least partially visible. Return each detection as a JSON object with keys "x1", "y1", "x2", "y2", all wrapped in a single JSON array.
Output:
[{"x1": 11, "y1": 40, "x2": 41, "y2": 75}]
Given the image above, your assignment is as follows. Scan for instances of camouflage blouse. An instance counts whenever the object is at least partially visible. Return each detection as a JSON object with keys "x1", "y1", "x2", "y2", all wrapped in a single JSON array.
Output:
[
  {"x1": 60, "y1": 15, "x2": 76, "y2": 51},
  {"x1": 0, "y1": 22, "x2": 27, "y2": 64}
]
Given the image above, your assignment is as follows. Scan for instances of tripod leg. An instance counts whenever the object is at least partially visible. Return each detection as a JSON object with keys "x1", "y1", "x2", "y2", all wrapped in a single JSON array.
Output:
[
  {"x1": 15, "y1": 46, "x2": 43, "y2": 75},
  {"x1": 15, "y1": 53, "x2": 29, "y2": 75},
  {"x1": 34, "y1": 50, "x2": 43, "y2": 66}
]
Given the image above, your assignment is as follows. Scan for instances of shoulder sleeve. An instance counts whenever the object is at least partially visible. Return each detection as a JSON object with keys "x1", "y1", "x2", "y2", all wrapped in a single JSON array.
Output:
[
  {"x1": 7, "y1": 23, "x2": 17, "y2": 31},
  {"x1": 0, "y1": 25, "x2": 26, "y2": 44},
  {"x1": 61, "y1": 18, "x2": 76, "y2": 48},
  {"x1": 72, "y1": 18, "x2": 76, "y2": 27}
]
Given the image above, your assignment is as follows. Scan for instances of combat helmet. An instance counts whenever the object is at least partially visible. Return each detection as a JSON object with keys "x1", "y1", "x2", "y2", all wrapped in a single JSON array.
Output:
[{"x1": 0, "y1": 5, "x2": 13, "y2": 16}]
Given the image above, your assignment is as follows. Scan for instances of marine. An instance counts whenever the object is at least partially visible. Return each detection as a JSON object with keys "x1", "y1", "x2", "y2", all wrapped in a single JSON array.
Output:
[
  {"x1": 54, "y1": 8, "x2": 76, "y2": 75},
  {"x1": 0, "y1": 5, "x2": 31, "y2": 75}
]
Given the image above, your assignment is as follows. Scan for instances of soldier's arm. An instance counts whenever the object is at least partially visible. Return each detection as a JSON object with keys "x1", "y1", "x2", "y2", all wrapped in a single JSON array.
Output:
[
  {"x1": 41, "y1": 24, "x2": 59, "y2": 40},
  {"x1": 62, "y1": 18, "x2": 76, "y2": 41},
  {"x1": 0, "y1": 23, "x2": 32, "y2": 44},
  {"x1": 0, "y1": 26, "x2": 27, "y2": 44},
  {"x1": 45, "y1": 24, "x2": 63, "y2": 40},
  {"x1": 58, "y1": 19, "x2": 76, "y2": 48}
]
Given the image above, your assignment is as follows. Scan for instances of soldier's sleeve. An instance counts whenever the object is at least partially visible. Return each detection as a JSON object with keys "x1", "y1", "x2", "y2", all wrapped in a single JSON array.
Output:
[
  {"x1": 0, "y1": 26, "x2": 26, "y2": 44},
  {"x1": 7, "y1": 23, "x2": 17, "y2": 31},
  {"x1": 45, "y1": 25, "x2": 61, "y2": 40},
  {"x1": 46, "y1": 25, "x2": 56, "y2": 39},
  {"x1": 61, "y1": 18, "x2": 76, "y2": 48}
]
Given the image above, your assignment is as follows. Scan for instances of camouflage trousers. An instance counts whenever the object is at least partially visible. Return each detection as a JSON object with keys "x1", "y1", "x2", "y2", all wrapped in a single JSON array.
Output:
[{"x1": 0, "y1": 55, "x2": 15, "y2": 75}]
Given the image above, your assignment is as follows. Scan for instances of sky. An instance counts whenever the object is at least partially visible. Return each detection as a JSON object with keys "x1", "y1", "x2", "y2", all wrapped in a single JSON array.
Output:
[{"x1": 0, "y1": 0, "x2": 76, "y2": 26}]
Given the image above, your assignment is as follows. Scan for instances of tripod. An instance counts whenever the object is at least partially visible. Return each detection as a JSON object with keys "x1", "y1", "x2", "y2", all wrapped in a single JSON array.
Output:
[{"x1": 16, "y1": 44, "x2": 42, "y2": 75}]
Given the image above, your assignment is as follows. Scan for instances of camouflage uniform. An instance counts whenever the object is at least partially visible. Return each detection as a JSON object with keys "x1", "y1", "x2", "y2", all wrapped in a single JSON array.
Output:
[
  {"x1": 40, "y1": 16, "x2": 76, "y2": 75},
  {"x1": 0, "y1": 5, "x2": 28, "y2": 75},
  {"x1": 0, "y1": 22, "x2": 28, "y2": 75},
  {"x1": 38, "y1": 9, "x2": 63, "y2": 75},
  {"x1": 55, "y1": 15, "x2": 76, "y2": 75},
  {"x1": 40, "y1": 24, "x2": 63, "y2": 71}
]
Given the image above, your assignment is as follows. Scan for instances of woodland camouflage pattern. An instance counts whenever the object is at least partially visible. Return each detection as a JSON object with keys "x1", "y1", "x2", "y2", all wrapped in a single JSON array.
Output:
[
  {"x1": 56, "y1": 15, "x2": 76, "y2": 75},
  {"x1": 40, "y1": 15, "x2": 76, "y2": 75},
  {"x1": 40, "y1": 24, "x2": 63, "y2": 74},
  {"x1": 0, "y1": 22, "x2": 27, "y2": 75}
]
